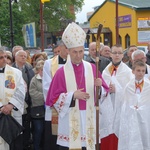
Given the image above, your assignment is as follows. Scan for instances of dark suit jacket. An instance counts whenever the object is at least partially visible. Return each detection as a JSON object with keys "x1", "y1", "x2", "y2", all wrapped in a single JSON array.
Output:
[{"x1": 85, "y1": 55, "x2": 110, "y2": 73}]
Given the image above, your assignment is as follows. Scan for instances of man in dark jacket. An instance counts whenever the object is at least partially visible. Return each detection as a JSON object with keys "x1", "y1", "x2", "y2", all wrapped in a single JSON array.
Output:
[
  {"x1": 12, "y1": 49, "x2": 34, "y2": 150},
  {"x1": 86, "y1": 42, "x2": 110, "y2": 73}
]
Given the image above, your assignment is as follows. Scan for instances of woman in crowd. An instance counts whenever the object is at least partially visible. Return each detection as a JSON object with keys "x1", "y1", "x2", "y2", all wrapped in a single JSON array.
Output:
[{"x1": 29, "y1": 60, "x2": 45, "y2": 150}]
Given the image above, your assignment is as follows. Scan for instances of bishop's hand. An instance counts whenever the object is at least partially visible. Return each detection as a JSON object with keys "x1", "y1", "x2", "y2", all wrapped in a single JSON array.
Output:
[
  {"x1": 73, "y1": 88, "x2": 90, "y2": 100},
  {"x1": 94, "y1": 78, "x2": 102, "y2": 87}
]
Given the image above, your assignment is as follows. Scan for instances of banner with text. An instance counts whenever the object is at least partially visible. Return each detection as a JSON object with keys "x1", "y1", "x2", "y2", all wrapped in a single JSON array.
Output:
[
  {"x1": 22, "y1": 22, "x2": 36, "y2": 47},
  {"x1": 138, "y1": 17, "x2": 150, "y2": 44},
  {"x1": 118, "y1": 14, "x2": 132, "y2": 28}
]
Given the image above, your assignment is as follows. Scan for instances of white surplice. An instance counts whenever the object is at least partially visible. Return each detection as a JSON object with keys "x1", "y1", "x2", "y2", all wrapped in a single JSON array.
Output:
[
  {"x1": 102, "y1": 62, "x2": 134, "y2": 136},
  {"x1": 42, "y1": 56, "x2": 65, "y2": 121},
  {"x1": 0, "y1": 64, "x2": 25, "y2": 150},
  {"x1": 118, "y1": 77, "x2": 150, "y2": 150}
]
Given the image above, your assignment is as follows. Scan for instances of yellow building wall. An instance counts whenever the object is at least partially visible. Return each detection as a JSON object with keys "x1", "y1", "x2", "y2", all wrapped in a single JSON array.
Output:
[{"x1": 89, "y1": 1, "x2": 150, "y2": 48}]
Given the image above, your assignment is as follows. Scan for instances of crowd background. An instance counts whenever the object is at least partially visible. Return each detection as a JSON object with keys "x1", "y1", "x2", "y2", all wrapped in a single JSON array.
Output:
[{"x1": 1, "y1": 40, "x2": 150, "y2": 150}]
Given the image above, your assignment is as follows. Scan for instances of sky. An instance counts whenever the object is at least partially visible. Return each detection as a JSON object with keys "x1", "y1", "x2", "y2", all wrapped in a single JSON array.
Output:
[{"x1": 75, "y1": 0, "x2": 105, "y2": 23}]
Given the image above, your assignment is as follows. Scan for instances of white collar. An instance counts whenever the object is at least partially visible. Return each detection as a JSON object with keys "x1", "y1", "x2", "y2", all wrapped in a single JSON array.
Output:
[
  {"x1": 135, "y1": 78, "x2": 144, "y2": 84},
  {"x1": 36, "y1": 74, "x2": 42, "y2": 80}
]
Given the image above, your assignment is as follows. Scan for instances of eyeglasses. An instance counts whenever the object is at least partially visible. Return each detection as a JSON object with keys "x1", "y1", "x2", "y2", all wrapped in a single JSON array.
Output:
[
  {"x1": 0, "y1": 56, "x2": 7, "y2": 59},
  {"x1": 111, "y1": 52, "x2": 123, "y2": 55}
]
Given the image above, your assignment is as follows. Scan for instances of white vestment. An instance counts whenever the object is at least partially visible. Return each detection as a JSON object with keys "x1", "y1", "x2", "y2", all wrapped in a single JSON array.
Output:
[
  {"x1": 0, "y1": 64, "x2": 25, "y2": 150},
  {"x1": 42, "y1": 56, "x2": 65, "y2": 121},
  {"x1": 118, "y1": 78, "x2": 150, "y2": 150},
  {"x1": 102, "y1": 62, "x2": 134, "y2": 136}
]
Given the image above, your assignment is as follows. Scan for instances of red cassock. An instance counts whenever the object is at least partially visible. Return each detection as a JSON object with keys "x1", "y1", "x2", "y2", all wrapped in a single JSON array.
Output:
[{"x1": 101, "y1": 134, "x2": 118, "y2": 150}]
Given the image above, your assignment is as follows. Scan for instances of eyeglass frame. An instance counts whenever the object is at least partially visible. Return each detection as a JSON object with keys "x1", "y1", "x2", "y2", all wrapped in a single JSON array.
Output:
[{"x1": 111, "y1": 52, "x2": 123, "y2": 55}]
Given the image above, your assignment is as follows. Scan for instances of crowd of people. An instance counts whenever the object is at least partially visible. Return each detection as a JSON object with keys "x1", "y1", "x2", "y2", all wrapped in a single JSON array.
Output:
[{"x1": 0, "y1": 22, "x2": 150, "y2": 150}]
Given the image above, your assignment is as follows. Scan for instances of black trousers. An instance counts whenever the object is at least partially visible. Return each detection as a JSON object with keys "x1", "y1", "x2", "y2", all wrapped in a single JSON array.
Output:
[
  {"x1": 44, "y1": 121, "x2": 59, "y2": 150},
  {"x1": 22, "y1": 114, "x2": 32, "y2": 149},
  {"x1": 10, "y1": 134, "x2": 23, "y2": 150},
  {"x1": 59, "y1": 146, "x2": 86, "y2": 150}
]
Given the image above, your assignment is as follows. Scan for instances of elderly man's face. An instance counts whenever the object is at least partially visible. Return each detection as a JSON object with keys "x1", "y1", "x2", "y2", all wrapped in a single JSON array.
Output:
[
  {"x1": 0, "y1": 52, "x2": 7, "y2": 68},
  {"x1": 133, "y1": 53, "x2": 146, "y2": 63},
  {"x1": 101, "y1": 46, "x2": 111, "y2": 58},
  {"x1": 15, "y1": 51, "x2": 27, "y2": 64},
  {"x1": 89, "y1": 43, "x2": 96, "y2": 59}
]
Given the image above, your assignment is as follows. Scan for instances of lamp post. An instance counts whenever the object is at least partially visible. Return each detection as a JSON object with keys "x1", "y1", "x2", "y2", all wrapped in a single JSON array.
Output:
[
  {"x1": 116, "y1": 0, "x2": 119, "y2": 44},
  {"x1": 40, "y1": 0, "x2": 44, "y2": 51},
  {"x1": 9, "y1": 0, "x2": 14, "y2": 49}
]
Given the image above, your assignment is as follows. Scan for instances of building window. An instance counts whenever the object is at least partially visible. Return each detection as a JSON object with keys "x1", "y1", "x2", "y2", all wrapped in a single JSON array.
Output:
[
  {"x1": 125, "y1": 34, "x2": 130, "y2": 48},
  {"x1": 119, "y1": 35, "x2": 122, "y2": 45}
]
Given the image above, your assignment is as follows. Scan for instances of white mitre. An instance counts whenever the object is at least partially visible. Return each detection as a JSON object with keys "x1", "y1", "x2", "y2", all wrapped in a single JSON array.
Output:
[{"x1": 62, "y1": 22, "x2": 86, "y2": 49}]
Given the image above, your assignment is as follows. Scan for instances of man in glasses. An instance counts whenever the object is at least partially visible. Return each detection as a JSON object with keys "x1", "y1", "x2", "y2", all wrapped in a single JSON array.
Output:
[{"x1": 101, "y1": 44, "x2": 134, "y2": 150}]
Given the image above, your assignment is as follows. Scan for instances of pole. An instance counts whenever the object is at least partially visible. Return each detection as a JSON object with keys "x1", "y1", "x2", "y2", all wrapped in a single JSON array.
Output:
[
  {"x1": 95, "y1": 24, "x2": 103, "y2": 150},
  {"x1": 40, "y1": 0, "x2": 44, "y2": 51},
  {"x1": 9, "y1": 0, "x2": 14, "y2": 49},
  {"x1": 116, "y1": 0, "x2": 119, "y2": 44}
]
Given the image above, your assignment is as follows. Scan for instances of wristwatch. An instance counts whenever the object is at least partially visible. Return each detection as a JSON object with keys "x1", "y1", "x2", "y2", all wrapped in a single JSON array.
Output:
[{"x1": 8, "y1": 102, "x2": 18, "y2": 111}]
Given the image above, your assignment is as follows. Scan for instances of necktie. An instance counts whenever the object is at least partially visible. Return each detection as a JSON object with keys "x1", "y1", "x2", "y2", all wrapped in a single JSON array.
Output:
[
  {"x1": 135, "y1": 80, "x2": 144, "y2": 92},
  {"x1": 109, "y1": 65, "x2": 118, "y2": 76}
]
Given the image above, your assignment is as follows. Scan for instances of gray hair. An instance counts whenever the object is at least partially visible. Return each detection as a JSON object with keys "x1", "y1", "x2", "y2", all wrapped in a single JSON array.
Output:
[
  {"x1": 0, "y1": 46, "x2": 6, "y2": 53},
  {"x1": 99, "y1": 42, "x2": 104, "y2": 51},
  {"x1": 15, "y1": 50, "x2": 27, "y2": 57},
  {"x1": 101, "y1": 45, "x2": 111, "y2": 51},
  {"x1": 12, "y1": 45, "x2": 23, "y2": 53},
  {"x1": 131, "y1": 49, "x2": 145, "y2": 60}
]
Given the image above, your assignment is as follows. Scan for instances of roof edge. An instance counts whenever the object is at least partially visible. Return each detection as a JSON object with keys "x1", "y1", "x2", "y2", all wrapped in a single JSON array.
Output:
[
  {"x1": 88, "y1": 0, "x2": 107, "y2": 21},
  {"x1": 88, "y1": 0, "x2": 150, "y2": 21}
]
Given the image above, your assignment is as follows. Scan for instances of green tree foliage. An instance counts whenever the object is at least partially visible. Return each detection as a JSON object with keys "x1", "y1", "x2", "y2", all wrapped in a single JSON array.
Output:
[
  {"x1": 0, "y1": 0, "x2": 27, "y2": 47},
  {"x1": 18, "y1": 0, "x2": 84, "y2": 32},
  {"x1": 0, "y1": 0, "x2": 84, "y2": 47}
]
